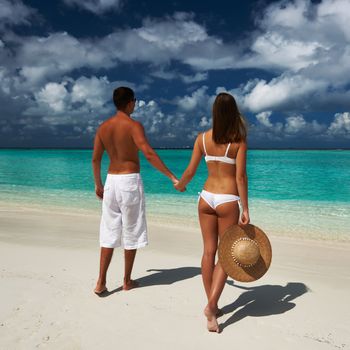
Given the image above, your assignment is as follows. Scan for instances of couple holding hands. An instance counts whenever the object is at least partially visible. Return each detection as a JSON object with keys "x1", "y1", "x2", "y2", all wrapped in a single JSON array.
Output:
[{"x1": 92, "y1": 86, "x2": 249, "y2": 333}]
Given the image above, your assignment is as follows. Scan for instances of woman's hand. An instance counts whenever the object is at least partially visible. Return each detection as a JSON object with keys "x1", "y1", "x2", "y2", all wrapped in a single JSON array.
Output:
[{"x1": 239, "y1": 209, "x2": 250, "y2": 226}]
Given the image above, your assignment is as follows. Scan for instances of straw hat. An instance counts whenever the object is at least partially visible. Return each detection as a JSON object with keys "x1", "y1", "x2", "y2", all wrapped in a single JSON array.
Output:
[{"x1": 218, "y1": 224, "x2": 272, "y2": 282}]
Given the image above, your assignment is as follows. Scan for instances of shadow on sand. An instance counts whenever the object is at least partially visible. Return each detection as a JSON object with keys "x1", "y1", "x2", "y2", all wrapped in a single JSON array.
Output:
[
  {"x1": 100, "y1": 267, "x2": 201, "y2": 297},
  {"x1": 220, "y1": 281, "x2": 310, "y2": 331},
  {"x1": 136, "y1": 267, "x2": 201, "y2": 287}
]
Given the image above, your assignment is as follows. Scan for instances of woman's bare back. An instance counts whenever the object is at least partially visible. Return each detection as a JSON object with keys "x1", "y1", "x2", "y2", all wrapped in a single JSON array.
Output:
[{"x1": 201, "y1": 130, "x2": 239, "y2": 194}]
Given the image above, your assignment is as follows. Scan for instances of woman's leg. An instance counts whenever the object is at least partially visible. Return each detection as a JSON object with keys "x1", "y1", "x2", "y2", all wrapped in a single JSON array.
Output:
[
  {"x1": 205, "y1": 201, "x2": 240, "y2": 331},
  {"x1": 198, "y1": 198, "x2": 218, "y2": 299}
]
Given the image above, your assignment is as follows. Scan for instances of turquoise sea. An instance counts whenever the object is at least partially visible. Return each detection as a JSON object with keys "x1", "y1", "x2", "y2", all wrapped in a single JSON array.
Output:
[{"x1": 0, "y1": 149, "x2": 349, "y2": 241}]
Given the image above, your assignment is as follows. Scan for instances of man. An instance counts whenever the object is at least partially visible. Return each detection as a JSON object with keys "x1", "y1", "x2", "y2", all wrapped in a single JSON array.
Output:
[{"x1": 92, "y1": 86, "x2": 178, "y2": 295}]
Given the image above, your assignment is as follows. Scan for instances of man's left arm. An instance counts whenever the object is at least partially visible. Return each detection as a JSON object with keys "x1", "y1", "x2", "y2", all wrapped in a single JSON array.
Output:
[{"x1": 92, "y1": 131, "x2": 105, "y2": 200}]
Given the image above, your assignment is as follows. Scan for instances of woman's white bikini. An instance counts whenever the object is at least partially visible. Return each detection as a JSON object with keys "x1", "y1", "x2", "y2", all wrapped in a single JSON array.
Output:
[{"x1": 199, "y1": 132, "x2": 240, "y2": 209}]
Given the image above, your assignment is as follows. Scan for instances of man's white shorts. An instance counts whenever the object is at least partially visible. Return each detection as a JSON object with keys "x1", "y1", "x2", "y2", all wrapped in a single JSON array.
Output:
[{"x1": 99, "y1": 173, "x2": 148, "y2": 250}]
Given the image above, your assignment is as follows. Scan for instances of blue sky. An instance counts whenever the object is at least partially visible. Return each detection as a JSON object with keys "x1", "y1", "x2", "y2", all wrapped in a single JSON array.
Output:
[{"x1": 0, "y1": 0, "x2": 349, "y2": 148}]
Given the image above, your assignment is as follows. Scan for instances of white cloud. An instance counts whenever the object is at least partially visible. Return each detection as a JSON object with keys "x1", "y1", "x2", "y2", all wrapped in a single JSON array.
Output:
[
  {"x1": 16, "y1": 32, "x2": 113, "y2": 86},
  {"x1": 259, "y1": 0, "x2": 308, "y2": 29},
  {"x1": 133, "y1": 100, "x2": 166, "y2": 134},
  {"x1": 251, "y1": 111, "x2": 329, "y2": 142},
  {"x1": 317, "y1": 0, "x2": 350, "y2": 40},
  {"x1": 71, "y1": 76, "x2": 110, "y2": 108},
  {"x1": 151, "y1": 69, "x2": 208, "y2": 84},
  {"x1": 256, "y1": 111, "x2": 273, "y2": 128},
  {"x1": 63, "y1": 0, "x2": 123, "y2": 15},
  {"x1": 0, "y1": 67, "x2": 11, "y2": 94},
  {"x1": 35, "y1": 82, "x2": 69, "y2": 113},
  {"x1": 137, "y1": 13, "x2": 208, "y2": 51},
  {"x1": 176, "y1": 86, "x2": 210, "y2": 112},
  {"x1": 251, "y1": 32, "x2": 325, "y2": 72},
  {"x1": 24, "y1": 76, "x2": 138, "y2": 126},
  {"x1": 199, "y1": 116, "x2": 210, "y2": 127},
  {"x1": 284, "y1": 115, "x2": 307, "y2": 134},
  {"x1": 180, "y1": 72, "x2": 208, "y2": 84},
  {"x1": 327, "y1": 112, "x2": 350, "y2": 138},
  {"x1": 0, "y1": 0, "x2": 36, "y2": 28},
  {"x1": 2, "y1": 15, "x2": 214, "y2": 87},
  {"x1": 234, "y1": 75, "x2": 328, "y2": 113}
]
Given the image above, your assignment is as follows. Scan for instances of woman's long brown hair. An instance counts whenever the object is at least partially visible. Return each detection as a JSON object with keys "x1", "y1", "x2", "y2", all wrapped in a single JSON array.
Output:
[{"x1": 212, "y1": 92, "x2": 247, "y2": 144}]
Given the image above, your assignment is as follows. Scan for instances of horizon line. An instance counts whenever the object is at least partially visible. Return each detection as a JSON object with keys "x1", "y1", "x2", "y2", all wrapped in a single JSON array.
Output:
[{"x1": 0, "y1": 147, "x2": 349, "y2": 151}]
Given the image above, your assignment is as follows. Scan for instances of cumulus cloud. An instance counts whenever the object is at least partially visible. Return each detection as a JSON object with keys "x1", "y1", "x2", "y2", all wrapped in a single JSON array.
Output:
[
  {"x1": 327, "y1": 112, "x2": 350, "y2": 138},
  {"x1": 256, "y1": 111, "x2": 273, "y2": 128},
  {"x1": 176, "y1": 86, "x2": 211, "y2": 112},
  {"x1": 251, "y1": 110, "x2": 332, "y2": 143},
  {"x1": 242, "y1": 0, "x2": 350, "y2": 111},
  {"x1": 36, "y1": 82, "x2": 69, "y2": 113},
  {"x1": 132, "y1": 101, "x2": 208, "y2": 146},
  {"x1": 71, "y1": 76, "x2": 110, "y2": 108},
  {"x1": 22, "y1": 76, "x2": 139, "y2": 130},
  {"x1": 284, "y1": 115, "x2": 307, "y2": 134},
  {"x1": 1, "y1": 14, "x2": 218, "y2": 87},
  {"x1": 227, "y1": 75, "x2": 329, "y2": 113},
  {"x1": 13, "y1": 32, "x2": 114, "y2": 86},
  {"x1": 0, "y1": 0, "x2": 36, "y2": 28},
  {"x1": 63, "y1": 0, "x2": 123, "y2": 15}
]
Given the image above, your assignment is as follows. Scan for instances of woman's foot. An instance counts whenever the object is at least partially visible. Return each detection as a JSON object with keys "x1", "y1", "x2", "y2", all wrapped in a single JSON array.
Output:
[
  {"x1": 204, "y1": 305, "x2": 220, "y2": 333},
  {"x1": 123, "y1": 279, "x2": 139, "y2": 291},
  {"x1": 215, "y1": 308, "x2": 224, "y2": 318},
  {"x1": 94, "y1": 284, "x2": 107, "y2": 296}
]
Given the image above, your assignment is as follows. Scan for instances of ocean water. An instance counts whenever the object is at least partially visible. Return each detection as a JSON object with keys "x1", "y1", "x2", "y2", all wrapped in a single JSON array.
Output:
[{"x1": 0, "y1": 149, "x2": 349, "y2": 241}]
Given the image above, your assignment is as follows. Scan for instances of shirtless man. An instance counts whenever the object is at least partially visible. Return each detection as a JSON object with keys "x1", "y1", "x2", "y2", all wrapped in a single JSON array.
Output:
[{"x1": 92, "y1": 86, "x2": 178, "y2": 295}]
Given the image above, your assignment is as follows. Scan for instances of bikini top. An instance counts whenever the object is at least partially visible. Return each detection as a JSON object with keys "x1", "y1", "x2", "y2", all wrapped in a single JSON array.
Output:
[{"x1": 202, "y1": 132, "x2": 236, "y2": 165}]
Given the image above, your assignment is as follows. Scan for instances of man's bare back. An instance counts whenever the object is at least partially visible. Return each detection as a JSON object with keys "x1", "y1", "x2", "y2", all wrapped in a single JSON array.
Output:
[
  {"x1": 92, "y1": 109, "x2": 178, "y2": 200},
  {"x1": 97, "y1": 112, "x2": 141, "y2": 174}
]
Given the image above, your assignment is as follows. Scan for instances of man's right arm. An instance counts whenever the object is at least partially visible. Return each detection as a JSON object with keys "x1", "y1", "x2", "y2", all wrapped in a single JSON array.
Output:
[{"x1": 132, "y1": 122, "x2": 178, "y2": 183}]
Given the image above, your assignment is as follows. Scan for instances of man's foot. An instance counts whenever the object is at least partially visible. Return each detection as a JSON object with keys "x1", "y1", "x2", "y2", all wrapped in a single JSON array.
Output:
[
  {"x1": 94, "y1": 285, "x2": 107, "y2": 296},
  {"x1": 204, "y1": 305, "x2": 220, "y2": 333},
  {"x1": 123, "y1": 279, "x2": 139, "y2": 291}
]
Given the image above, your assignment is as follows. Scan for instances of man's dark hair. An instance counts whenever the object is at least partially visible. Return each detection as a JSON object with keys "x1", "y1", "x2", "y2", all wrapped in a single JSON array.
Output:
[{"x1": 113, "y1": 86, "x2": 135, "y2": 109}]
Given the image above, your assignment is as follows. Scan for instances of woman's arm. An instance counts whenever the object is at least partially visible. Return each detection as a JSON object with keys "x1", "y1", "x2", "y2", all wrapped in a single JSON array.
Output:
[
  {"x1": 174, "y1": 134, "x2": 203, "y2": 192},
  {"x1": 236, "y1": 142, "x2": 250, "y2": 225}
]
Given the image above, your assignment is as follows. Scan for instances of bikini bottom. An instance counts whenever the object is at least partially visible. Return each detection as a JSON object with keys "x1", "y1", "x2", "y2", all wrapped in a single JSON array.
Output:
[{"x1": 198, "y1": 189, "x2": 240, "y2": 210}]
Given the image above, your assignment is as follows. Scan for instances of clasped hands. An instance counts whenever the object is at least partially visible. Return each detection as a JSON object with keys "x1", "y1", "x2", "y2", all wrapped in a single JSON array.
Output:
[{"x1": 172, "y1": 178, "x2": 186, "y2": 192}]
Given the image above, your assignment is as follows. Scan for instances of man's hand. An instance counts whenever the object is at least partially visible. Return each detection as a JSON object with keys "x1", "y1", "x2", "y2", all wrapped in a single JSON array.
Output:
[
  {"x1": 174, "y1": 181, "x2": 186, "y2": 192},
  {"x1": 170, "y1": 176, "x2": 179, "y2": 185},
  {"x1": 239, "y1": 210, "x2": 250, "y2": 226},
  {"x1": 95, "y1": 184, "x2": 104, "y2": 200},
  {"x1": 171, "y1": 176, "x2": 186, "y2": 191}
]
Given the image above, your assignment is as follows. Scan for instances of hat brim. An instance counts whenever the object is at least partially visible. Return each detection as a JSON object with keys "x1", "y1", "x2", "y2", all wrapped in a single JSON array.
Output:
[{"x1": 218, "y1": 224, "x2": 272, "y2": 282}]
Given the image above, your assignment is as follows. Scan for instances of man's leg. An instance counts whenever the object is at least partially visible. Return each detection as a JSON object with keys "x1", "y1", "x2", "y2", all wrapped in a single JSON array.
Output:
[
  {"x1": 94, "y1": 247, "x2": 114, "y2": 294},
  {"x1": 123, "y1": 248, "x2": 138, "y2": 290}
]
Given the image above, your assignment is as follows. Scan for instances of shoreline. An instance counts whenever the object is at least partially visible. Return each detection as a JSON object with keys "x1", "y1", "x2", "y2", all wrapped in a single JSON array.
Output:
[{"x1": 1, "y1": 199, "x2": 349, "y2": 243}]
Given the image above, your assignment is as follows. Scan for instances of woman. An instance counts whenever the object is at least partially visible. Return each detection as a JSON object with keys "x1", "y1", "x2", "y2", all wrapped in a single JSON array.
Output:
[{"x1": 174, "y1": 92, "x2": 250, "y2": 333}]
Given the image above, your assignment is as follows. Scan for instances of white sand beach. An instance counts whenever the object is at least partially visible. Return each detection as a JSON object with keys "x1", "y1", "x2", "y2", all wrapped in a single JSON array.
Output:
[{"x1": 0, "y1": 203, "x2": 350, "y2": 350}]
